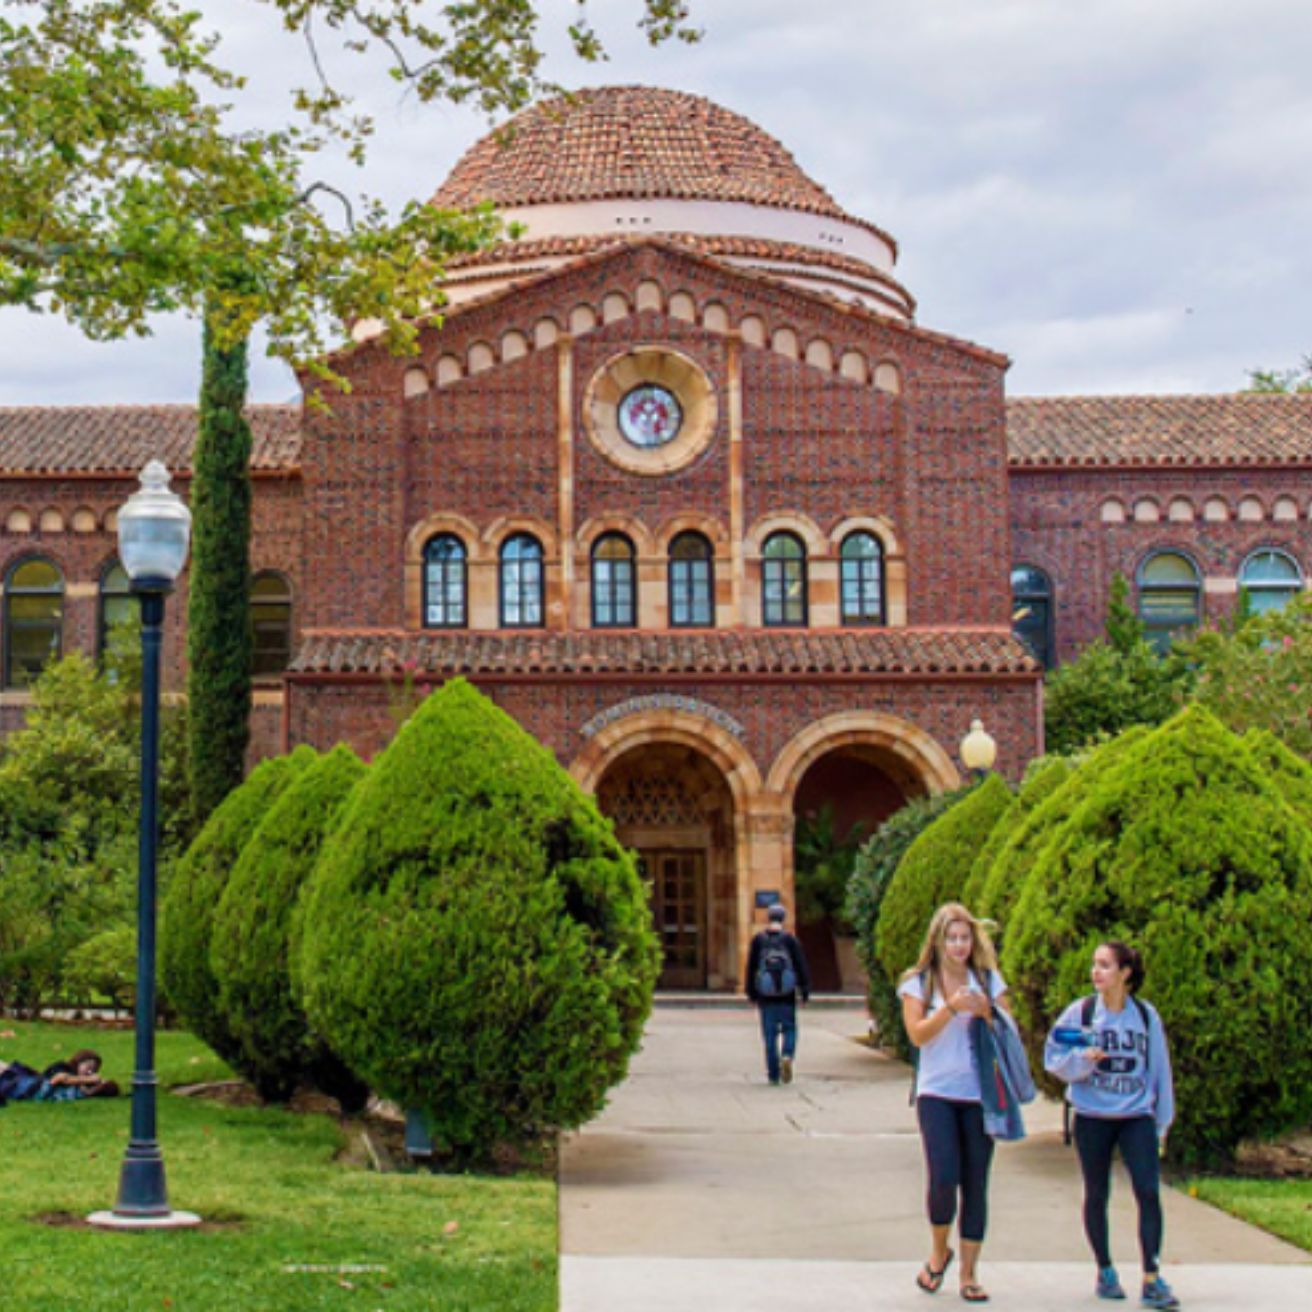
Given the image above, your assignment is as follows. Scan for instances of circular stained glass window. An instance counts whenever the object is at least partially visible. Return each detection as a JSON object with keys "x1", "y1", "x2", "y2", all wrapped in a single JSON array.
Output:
[{"x1": 617, "y1": 384, "x2": 683, "y2": 448}]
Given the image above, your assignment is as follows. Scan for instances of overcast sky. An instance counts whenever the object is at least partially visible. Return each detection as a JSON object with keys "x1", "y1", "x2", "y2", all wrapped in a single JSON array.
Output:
[{"x1": 3, "y1": 0, "x2": 1310, "y2": 405}]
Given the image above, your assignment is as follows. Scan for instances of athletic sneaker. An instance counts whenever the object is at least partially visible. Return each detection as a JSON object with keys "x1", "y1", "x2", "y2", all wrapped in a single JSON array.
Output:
[
  {"x1": 1140, "y1": 1276, "x2": 1180, "y2": 1309},
  {"x1": 780, "y1": 1056, "x2": 794, "y2": 1084},
  {"x1": 1096, "y1": 1267, "x2": 1126, "y2": 1300}
]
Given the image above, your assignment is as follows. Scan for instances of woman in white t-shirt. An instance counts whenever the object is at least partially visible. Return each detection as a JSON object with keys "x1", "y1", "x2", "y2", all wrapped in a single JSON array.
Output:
[{"x1": 898, "y1": 902, "x2": 1010, "y2": 1304}]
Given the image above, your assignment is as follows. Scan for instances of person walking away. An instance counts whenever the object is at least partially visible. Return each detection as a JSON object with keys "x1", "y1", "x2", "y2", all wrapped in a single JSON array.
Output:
[
  {"x1": 899, "y1": 903, "x2": 1010, "y2": 1303},
  {"x1": 1045, "y1": 941, "x2": 1178, "y2": 1309},
  {"x1": 745, "y1": 902, "x2": 810, "y2": 1085}
]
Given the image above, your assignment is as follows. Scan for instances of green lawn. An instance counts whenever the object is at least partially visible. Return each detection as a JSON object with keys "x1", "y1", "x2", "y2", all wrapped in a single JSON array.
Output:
[
  {"x1": 1188, "y1": 1177, "x2": 1312, "y2": 1253},
  {"x1": 0, "y1": 1023, "x2": 556, "y2": 1312}
]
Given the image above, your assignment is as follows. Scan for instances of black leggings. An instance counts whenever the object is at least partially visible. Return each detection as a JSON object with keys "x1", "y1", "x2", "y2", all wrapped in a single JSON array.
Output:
[
  {"x1": 1073, "y1": 1114, "x2": 1163, "y2": 1273},
  {"x1": 916, "y1": 1096, "x2": 995, "y2": 1242}
]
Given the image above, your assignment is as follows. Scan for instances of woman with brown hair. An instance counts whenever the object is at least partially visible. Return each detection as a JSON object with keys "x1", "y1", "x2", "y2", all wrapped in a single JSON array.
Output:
[{"x1": 899, "y1": 903, "x2": 1010, "y2": 1304}]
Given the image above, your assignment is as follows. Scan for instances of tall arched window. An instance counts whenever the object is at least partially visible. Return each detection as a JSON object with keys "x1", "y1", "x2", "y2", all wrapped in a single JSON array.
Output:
[
  {"x1": 762, "y1": 532, "x2": 807, "y2": 627},
  {"x1": 840, "y1": 532, "x2": 885, "y2": 625},
  {"x1": 1137, "y1": 551, "x2": 1201, "y2": 653},
  {"x1": 423, "y1": 535, "x2": 467, "y2": 629},
  {"x1": 1239, "y1": 548, "x2": 1303, "y2": 616},
  {"x1": 250, "y1": 571, "x2": 293, "y2": 675},
  {"x1": 500, "y1": 534, "x2": 544, "y2": 628},
  {"x1": 668, "y1": 532, "x2": 714, "y2": 628},
  {"x1": 591, "y1": 533, "x2": 636, "y2": 628},
  {"x1": 98, "y1": 559, "x2": 135, "y2": 660},
  {"x1": 4, "y1": 557, "x2": 64, "y2": 688},
  {"x1": 1011, "y1": 564, "x2": 1054, "y2": 669}
]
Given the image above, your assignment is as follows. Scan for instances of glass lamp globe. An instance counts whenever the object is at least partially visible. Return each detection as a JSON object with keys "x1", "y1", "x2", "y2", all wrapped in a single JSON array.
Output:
[
  {"x1": 960, "y1": 719, "x2": 998, "y2": 772},
  {"x1": 117, "y1": 460, "x2": 192, "y2": 585}
]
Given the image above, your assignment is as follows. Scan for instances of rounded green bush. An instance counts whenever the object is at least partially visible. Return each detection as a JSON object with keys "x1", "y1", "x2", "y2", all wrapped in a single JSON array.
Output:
[
  {"x1": 874, "y1": 773, "x2": 1012, "y2": 1000},
  {"x1": 961, "y1": 757, "x2": 1072, "y2": 912},
  {"x1": 846, "y1": 789, "x2": 971, "y2": 1057},
  {"x1": 1002, "y1": 706, "x2": 1312, "y2": 1167},
  {"x1": 975, "y1": 725, "x2": 1152, "y2": 931},
  {"x1": 296, "y1": 679, "x2": 660, "y2": 1158},
  {"x1": 211, "y1": 744, "x2": 368, "y2": 1107},
  {"x1": 161, "y1": 747, "x2": 316, "y2": 1065}
]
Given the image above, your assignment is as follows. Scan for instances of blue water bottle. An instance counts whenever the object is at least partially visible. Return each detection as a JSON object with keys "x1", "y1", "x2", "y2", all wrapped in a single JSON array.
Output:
[{"x1": 1052, "y1": 1025, "x2": 1097, "y2": 1048}]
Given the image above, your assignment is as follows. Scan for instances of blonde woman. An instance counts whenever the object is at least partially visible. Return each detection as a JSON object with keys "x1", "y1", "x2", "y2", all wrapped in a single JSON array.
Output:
[{"x1": 899, "y1": 903, "x2": 1010, "y2": 1304}]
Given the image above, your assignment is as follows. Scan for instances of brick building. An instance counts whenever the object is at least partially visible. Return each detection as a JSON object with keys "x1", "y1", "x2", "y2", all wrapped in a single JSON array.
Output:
[{"x1": 3, "y1": 88, "x2": 1310, "y2": 990}]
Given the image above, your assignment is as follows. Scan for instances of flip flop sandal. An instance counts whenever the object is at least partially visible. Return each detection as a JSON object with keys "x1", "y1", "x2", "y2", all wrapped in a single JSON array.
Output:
[
  {"x1": 960, "y1": 1284, "x2": 990, "y2": 1303},
  {"x1": 916, "y1": 1248, "x2": 954, "y2": 1294}
]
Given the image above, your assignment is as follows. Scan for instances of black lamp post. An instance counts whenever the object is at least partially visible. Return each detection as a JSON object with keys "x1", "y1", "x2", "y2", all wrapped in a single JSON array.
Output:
[{"x1": 90, "y1": 461, "x2": 199, "y2": 1230}]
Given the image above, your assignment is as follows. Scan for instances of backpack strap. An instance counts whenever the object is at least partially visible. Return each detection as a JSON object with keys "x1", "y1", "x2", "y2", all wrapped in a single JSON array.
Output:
[
  {"x1": 1080, "y1": 994, "x2": 1097, "y2": 1027},
  {"x1": 1065, "y1": 996, "x2": 1097, "y2": 1147},
  {"x1": 1131, "y1": 995, "x2": 1152, "y2": 1072}
]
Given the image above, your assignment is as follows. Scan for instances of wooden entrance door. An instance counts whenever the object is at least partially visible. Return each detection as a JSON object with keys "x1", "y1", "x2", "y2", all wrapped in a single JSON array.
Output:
[{"x1": 639, "y1": 849, "x2": 707, "y2": 989}]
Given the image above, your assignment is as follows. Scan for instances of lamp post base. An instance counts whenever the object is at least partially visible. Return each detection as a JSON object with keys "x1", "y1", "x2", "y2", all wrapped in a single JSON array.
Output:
[{"x1": 88, "y1": 1209, "x2": 202, "y2": 1230}]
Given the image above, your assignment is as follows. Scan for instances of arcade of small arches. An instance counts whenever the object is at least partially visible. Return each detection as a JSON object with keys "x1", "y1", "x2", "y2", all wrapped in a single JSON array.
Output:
[{"x1": 570, "y1": 707, "x2": 960, "y2": 992}]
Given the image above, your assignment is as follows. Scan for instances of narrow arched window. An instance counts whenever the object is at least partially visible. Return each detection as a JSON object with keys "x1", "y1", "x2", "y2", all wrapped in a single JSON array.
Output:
[
  {"x1": 840, "y1": 532, "x2": 885, "y2": 625},
  {"x1": 669, "y1": 532, "x2": 714, "y2": 628},
  {"x1": 250, "y1": 571, "x2": 293, "y2": 675},
  {"x1": 1239, "y1": 548, "x2": 1303, "y2": 616},
  {"x1": 500, "y1": 534, "x2": 544, "y2": 628},
  {"x1": 591, "y1": 533, "x2": 637, "y2": 628},
  {"x1": 423, "y1": 535, "x2": 467, "y2": 629},
  {"x1": 4, "y1": 557, "x2": 64, "y2": 688},
  {"x1": 1011, "y1": 564, "x2": 1054, "y2": 669},
  {"x1": 1136, "y1": 551, "x2": 1201, "y2": 653},
  {"x1": 762, "y1": 532, "x2": 807, "y2": 627},
  {"x1": 98, "y1": 559, "x2": 135, "y2": 661}
]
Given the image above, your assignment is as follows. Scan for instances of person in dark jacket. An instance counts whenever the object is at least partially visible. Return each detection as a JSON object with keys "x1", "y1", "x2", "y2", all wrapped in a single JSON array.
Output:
[{"x1": 745, "y1": 903, "x2": 811, "y2": 1085}]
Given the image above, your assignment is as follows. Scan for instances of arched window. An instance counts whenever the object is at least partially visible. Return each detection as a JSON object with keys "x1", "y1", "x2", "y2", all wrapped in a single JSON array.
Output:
[
  {"x1": 423, "y1": 535, "x2": 467, "y2": 629},
  {"x1": 1136, "y1": 551, "x2": 1201, "y2": 653},
  {"x1": 668, "y1": 532, "x2": 714, "y2": 628},
  {"x1": 840, "y1": 532, "x2": 885, "y2": 625},
  {"x1": 762, "y1": 532, "x2": 807, "y2": 627},
  {"x1": 591, "y1": 534, "x2": 636, "y2": 628},
  {"x1": 4, "y1": 557, "x2": 63, "y2": 688},
  {"x1": 250, "y1": 571, "x2": 293, "y2": 676},
  {"x1": 1011, "y1": 564, "x2": 1054, "y2": 669},
  {"x1": 98, "y1": 560, "x2": 135, "y2": 661},
  {"x1": 1239, "y1": 548, "x2": 1303, "y2": 616},
  {"x1": 500, "y1": 534, "x2": 544, "y2": 628}
]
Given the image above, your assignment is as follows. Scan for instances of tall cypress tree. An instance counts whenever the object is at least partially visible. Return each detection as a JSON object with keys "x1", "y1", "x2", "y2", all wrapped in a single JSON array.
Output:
[{"x1": 187, "y1": 310, "x2": 253, "y2": 824}]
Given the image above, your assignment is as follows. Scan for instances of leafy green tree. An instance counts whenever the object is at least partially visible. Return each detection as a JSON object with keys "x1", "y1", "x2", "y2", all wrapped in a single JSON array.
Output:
[
  {"x1": 845, "y1": 788, "x2": 972, "y2": 1055},
  {"x1": 793, "y1": 804, "x2": 866, "y2": 929},
  {"x1": 1003, "y1": 707, "x2": 1312, "y2": 1167},
  {"x1": 1104, "y1": 572, "x2": 1144, "y2": 655},
  {"x1": 296, "y1": 679, "x2": 659, "y2": 1162},
  {"x1": 1245, "y1": 354, "x2": 1312, "y2": 393}
]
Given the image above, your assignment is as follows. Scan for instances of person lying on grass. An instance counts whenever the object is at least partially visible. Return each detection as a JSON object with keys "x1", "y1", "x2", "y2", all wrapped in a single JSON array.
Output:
[{"x1": 0, "y1": 1048, "x2": 120, "y2": 1104}]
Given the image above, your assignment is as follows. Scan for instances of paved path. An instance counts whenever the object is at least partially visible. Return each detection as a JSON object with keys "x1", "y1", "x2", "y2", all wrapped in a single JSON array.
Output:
[{"x1": 560, "y1": 1005, "x2": 1312, "y2": 1311}]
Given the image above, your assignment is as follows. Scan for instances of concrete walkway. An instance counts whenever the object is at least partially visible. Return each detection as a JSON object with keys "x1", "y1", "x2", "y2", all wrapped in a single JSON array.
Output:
[{"x1": 560, "y1": 1005, "x2": 1312, "y2": 1311}]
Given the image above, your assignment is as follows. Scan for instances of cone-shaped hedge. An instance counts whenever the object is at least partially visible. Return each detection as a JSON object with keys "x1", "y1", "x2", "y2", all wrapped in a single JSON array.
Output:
[
  {"x1": 211, "y1": 744, "x2": 368, "y2": 1107},
  {"x1": 161, "y1": 747, "x2": 316, "y2": 1065},
  {"x1": 874, "y1": 773, "x2": 1012, "y2": 993},
  {"x1": 296, "y1": 679, "x2": 660, "y2": 1158},
  {"x1": 1241, "y1": 728, "x2": 1312, "y2": 827},
  {"x1": 1002, "y1": 706, "x2": 1312, "y2": 1167},
  {"x1": 961, "y1": 757, "x2": 1072, "y2": 913},
  {"x1": 976, "y1": 726, "x2": 1152, "y2": 931}
]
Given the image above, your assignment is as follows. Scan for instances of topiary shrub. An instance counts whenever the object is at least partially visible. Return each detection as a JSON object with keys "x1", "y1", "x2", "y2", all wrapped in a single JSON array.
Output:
[
  {"x1": 296, "y1": 679, "x2": 660, "y2": 1161},
  {"x1": 975, "y1": 725, "x2": 1152, "y2": 932},
  {"x1": 874, "y1": 773, "x2": 1012, "y2": 1045},
  {"x1": 210, "y1": 744, "x2": 369, "y2": 1107},
  {"x1": 161, "y1": 747, "x2": 316, "y2": 1066},
  {"x1": 845, "y1": 788, "x2": 971, "y2": 1056},
  {"x1": 1002, "y1": 706, "x2": 1312, "y2": 1167},
  {"x1": 961, "y1": 757, "x2": 1073, "y2": 913},
  {"x1": 1241, "y1": 728, "x2": 1312, "y2": 826}
]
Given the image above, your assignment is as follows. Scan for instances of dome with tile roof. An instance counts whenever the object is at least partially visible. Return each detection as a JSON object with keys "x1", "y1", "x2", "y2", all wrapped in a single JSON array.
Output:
[{"x1": 431, "y1": 86, "x2": 914, "y2": 320}]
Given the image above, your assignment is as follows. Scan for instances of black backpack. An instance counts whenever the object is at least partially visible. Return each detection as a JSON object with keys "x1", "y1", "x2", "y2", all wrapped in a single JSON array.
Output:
[
  {"x1": 1061, "y1": 993, "x2": 1152, "y2": 1145},
  {"x1": 755, "y1": 934, "x2": 798, "y2": 999}
]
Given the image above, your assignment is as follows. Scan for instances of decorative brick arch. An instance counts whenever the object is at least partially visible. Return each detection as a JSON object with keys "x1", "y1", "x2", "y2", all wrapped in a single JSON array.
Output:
[
  {"x1": 575, "y1": 513, "x2": 657, "y2": 558},
  {"x1": 656, "y1": 511, "x2": 730, "y2": 552},
  {"x1": 743, "y1": 510, "x2": 827, "y2": 560},
  {"x1": 766, "y1": 710, "x2": 961, "y2": 804}
]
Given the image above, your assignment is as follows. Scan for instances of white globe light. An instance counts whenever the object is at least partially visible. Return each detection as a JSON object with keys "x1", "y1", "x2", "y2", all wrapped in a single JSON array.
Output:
[
  {"x1": 117, "y1": 461, "x2": 192, "y2": 585},
  {"x1": 960, "y1": 718, "x2": 998, "y2": 772}
]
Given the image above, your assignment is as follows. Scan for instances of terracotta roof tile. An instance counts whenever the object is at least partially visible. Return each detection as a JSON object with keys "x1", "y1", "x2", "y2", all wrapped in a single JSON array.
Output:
[
  {"x1": 431, "y1": 86, "x2": 895, "y2": 250},
  {"x1": 0, "y1": 405, "x2": 301, "y2": 475},
  {"x1": 1006, "y1": 394, "x2": 1312, "y2": 467},
  {"x1": 290, "y1": 629, "x2": 1037, "y2": 677}
]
